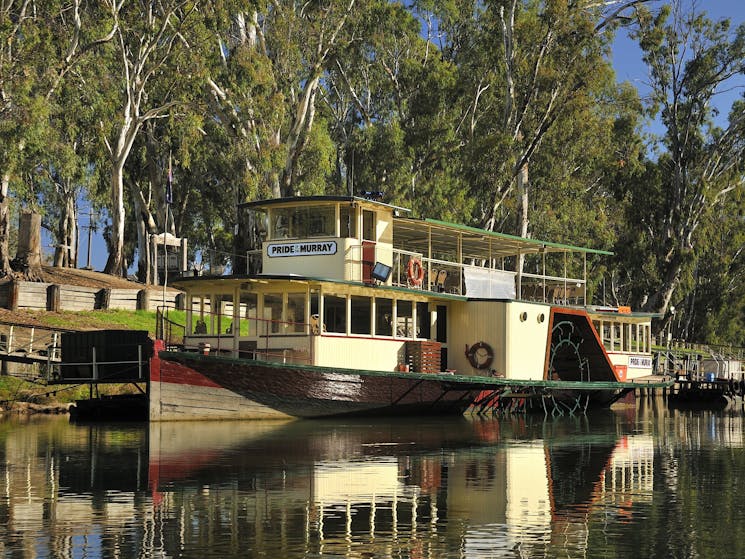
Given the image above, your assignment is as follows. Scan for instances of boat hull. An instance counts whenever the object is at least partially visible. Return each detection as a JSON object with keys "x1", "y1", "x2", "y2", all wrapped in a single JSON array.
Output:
[{"x1": 151, "y1": 349, "x2": 480, "y2": 420}]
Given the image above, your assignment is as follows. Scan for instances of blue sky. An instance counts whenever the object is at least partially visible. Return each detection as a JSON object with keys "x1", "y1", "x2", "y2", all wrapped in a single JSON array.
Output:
[
  {"x1": 612, "y1": 0, "x2": 745, "y2": 132},
  {"x1": 71, "y1": 1, "x2": 745, "y2": 273}
]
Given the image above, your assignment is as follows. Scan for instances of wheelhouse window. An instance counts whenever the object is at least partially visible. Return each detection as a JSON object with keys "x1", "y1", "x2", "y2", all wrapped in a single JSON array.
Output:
[
  {"x1": 324, "y1": 295, "x2": 347, "y2": 333},
  {"x1": 362, "y1": 209, "x2": 376, "y2": 241},
  {"x1": 272, "y1": 206, "x2": 335, "y2": 239},
  {"x1": 350, "y1": 296, "x2": 372, "y2": 335},
  {"x1": 340, "y1": 205, "x2": 356, "y2": 238}
]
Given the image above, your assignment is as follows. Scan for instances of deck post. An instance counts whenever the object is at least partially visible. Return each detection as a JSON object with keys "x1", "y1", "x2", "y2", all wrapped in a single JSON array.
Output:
[
  {"x1": 138, "y1": 345, "x2": 143, "y2": 379},
  {"x1": 92, "y1": 346, "x2": 98, "y2": 380}
]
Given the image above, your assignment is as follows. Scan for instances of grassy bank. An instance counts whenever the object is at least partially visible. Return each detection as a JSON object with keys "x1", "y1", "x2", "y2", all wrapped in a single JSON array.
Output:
[
  {"x1": 5, "y1": 308, "x2": 187, "y2": 336},
  {"x1": 24, "y1": 309, "x2": 161, "y2": 334}
]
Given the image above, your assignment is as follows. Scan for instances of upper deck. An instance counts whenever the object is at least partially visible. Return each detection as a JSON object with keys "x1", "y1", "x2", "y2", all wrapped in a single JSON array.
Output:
[{"x1": 241, "y1": 195, "x2": 611, "y2": 305}]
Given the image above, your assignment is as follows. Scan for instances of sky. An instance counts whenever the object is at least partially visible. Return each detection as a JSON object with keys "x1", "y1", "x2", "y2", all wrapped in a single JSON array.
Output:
[
  {"x1": 61, "y1": 0, "x2": 745, "y2": 274},
  {"x1": 612, "y1": 0, "x2": 745, "y2": 133}
]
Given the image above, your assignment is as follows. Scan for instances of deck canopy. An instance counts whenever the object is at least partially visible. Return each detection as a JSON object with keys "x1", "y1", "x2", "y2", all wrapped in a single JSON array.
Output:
[{"x1": 392, "y1": 217, "x2": 613, "y2": 262}]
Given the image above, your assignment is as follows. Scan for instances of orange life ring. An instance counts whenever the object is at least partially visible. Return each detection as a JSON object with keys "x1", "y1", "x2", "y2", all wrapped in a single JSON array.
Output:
[
  {"x1": 407, "y1": 257, "x2": 424, "y2": 286},
  {"x1": 466, "y1": 342, "x2": 494, "y2": 370}
]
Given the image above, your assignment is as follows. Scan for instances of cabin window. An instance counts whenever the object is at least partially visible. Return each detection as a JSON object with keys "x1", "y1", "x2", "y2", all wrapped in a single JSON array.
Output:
[
  {"x1": 416, "y1": 302, "x2": 431, "y2": 339},
  {"x1": 376, "y1": 298, "x2": 393, "y2": 337},
  {"x1": 192, "y1": 296, "x2": 209, "y2": 334},
  {"x1": 263, "y1": 293, "x2": 283, "y2": 333},
  {"x1": 396, "y1": 300, "x2": 413, "y2": 338},
  {"x1": 623, "y1": 323, "x2": 632, "y2": 352},
  {"x1": 350, "y1": 296, "x2": 372, "y2": 335},
  {"x1": 340, "y1": 205, "x2": 356, "y2": 238},
  {"x1": 287, "y1": 293, "x2": 306, "y2": 333},
  {"x1": 239, "y1": 292, "x2": 257, "y2": 335},
  {"x1": 324, "y1": 295, "x2": 347, "y2": 333},
  {"x1": 215, "y1": 294, "x2": 234, "y2": 335},
  {"x1": 362, "y1": 210, "x2": 376, "y2": 241}
]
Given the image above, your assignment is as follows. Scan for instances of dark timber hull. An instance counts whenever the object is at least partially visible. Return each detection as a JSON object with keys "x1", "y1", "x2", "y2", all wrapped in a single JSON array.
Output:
[{"x1": 150, "y1": 349, "x2": 481, "y2": 420}]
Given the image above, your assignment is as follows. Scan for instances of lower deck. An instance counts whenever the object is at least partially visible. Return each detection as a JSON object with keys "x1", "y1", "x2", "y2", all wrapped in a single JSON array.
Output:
[{"x1": 167, "y1": 277, "x2": 657, "y2": 383}]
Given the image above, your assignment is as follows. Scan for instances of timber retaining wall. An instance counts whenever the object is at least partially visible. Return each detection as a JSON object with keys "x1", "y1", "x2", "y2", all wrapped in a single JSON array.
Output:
[{"x1": 1, "y1": 280, "x2": 181, "y2": 312}]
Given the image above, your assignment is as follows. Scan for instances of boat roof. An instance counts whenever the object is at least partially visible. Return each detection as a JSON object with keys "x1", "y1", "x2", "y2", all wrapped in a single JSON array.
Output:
[{"x1": 239, "y1": 195, "x2": 411, "y2": 214}]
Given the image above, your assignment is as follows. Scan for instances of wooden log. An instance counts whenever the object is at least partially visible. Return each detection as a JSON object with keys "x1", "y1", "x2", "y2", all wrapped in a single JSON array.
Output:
[
  {"x1": 137, "y1": 289, "x2": 150, "y2": 311},
  {"x1": 98, "y1": 288, "x2": 111, "y2": 310},
  {"x1": 8, "y1": 280, "x2": 18, "y2": 311},
  {"x1": 47, "y1": 284, "x2": 60, "y2": 312}
]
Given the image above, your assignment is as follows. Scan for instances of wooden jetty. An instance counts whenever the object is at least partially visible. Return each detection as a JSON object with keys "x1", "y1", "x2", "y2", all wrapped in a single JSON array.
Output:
[
  {"x1": 0, "y1": 322, "x2": 62, "y2": 379},
  {"x1": 657, "y1": 346, "x2": 744, "y2": 407}
]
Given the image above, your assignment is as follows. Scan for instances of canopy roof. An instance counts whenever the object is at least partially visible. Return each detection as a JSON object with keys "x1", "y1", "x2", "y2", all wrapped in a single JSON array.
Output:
[{"x1": 393, "y1": 217, "x2": 613, "y2": 261}]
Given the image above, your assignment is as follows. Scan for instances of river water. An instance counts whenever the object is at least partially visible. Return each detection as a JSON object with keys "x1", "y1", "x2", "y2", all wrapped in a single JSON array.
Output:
[{"x1": 1, "y1": 399, "x2": 744, "y2": 558}]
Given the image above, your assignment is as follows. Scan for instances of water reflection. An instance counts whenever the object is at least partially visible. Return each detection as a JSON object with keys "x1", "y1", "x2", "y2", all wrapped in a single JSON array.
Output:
[{"x1": 2, "y1": 405, "x2": 745, "y2": 557}]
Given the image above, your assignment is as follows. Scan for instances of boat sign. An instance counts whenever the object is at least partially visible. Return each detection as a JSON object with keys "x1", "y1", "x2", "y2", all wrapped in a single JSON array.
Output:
[
  {"x1": 267, "y1": 241, "x2": 337, "y2": 257},
  {"x1": 629, "y1": 356, "x2": 653, "y2": 369}
]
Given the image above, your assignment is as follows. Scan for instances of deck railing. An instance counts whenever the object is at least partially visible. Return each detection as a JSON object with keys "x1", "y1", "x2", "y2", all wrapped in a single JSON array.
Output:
[{"x1": 157, "y1": 306, "x2": 314, "y2": 364}]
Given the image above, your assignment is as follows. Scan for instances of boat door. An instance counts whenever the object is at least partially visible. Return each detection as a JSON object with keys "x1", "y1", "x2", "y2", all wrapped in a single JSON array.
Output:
[
  {"x1": 436, "y1": 304, "x2": 448, "y2": 370},
  {"x1": 362, "y1": 209, "x2": 376, "y2": 283}
]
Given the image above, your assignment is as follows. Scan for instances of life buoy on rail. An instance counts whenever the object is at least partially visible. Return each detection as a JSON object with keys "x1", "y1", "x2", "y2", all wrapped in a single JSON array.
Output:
[
  {"x1": 407, "y1": 257, "x2": 425, "y2": 286},
  {"x1": 466, "y1": 342, "x2": 494, "y2": 370}
]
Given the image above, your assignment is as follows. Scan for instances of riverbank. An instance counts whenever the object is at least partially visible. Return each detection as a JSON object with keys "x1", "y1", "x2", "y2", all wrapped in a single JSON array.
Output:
[{"x1": 2, "y1": 401, "x2": 71, "y2": 415}]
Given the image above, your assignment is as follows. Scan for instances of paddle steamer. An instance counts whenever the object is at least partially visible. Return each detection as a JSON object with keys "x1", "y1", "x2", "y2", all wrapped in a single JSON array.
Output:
[{"x1": 151, "y1": 195, "x2": 662, "y2": 419}]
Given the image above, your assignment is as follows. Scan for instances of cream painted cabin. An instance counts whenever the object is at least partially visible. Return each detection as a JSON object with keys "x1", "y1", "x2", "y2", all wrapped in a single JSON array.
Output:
[{"x1": 174, "y1": 196, "x2": 656, "y2": 381}]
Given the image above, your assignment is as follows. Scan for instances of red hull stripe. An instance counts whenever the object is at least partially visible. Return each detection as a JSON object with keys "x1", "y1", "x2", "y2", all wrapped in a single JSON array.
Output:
[{"x1": 159, "y1": 360, "x2": 222, "y2": 389}]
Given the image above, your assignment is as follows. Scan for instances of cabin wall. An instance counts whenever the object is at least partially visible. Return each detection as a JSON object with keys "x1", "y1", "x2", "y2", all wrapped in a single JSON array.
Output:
[
  {"x1": 504, "y1": 301, "x2": 551, "y2": 380},
  {"x1": 606, "y1": 352, "x2": 653, "y2": 380},
  {"x1": 448, "y1": 301, "x2": 508, "y2": 376},
  {"x1": 448, "y1": 300, "x2": 550, "y2": 379},
  {"x1": 260, "y1": 237, "x2": 394, "y2": 283},
  {"x1": 313, "y1": 335, "x2": 406, "y2": 371}
]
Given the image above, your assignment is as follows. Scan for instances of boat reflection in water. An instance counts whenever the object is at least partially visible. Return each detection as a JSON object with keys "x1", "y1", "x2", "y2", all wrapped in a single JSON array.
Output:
[{"x1": 0, "y1": 413, "x2": 671, "y2": 558}]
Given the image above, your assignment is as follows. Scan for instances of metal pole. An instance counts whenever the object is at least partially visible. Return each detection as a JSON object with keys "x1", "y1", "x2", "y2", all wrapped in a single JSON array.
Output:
[
  {"x1": 162, "y1": 202, "x2": 169, "y2": 311},
  {"x1": 86, "y1": 209, "x2": 93, "y2": 270}
]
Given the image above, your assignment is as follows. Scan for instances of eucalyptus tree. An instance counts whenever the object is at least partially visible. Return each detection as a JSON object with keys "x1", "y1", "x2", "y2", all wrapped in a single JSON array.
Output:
[
  {"x1": 0, "y1": 0, "x2": 119, "y2": 277},
  {"x1": 203, "y1": 1, "x2": 358, "y2": 202},
  {"x1": 99, "y1": 1, "x2": 203, "y2": 277},
  {"x1": 452, "y1": 0, "x2": 650, "y2": 244},
  {"x1": 323, "y1": 1, "x2": 471, "y2": 220},
  {"x1": 617, "y1": 3, "x2": 745, "y2": 319}
]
